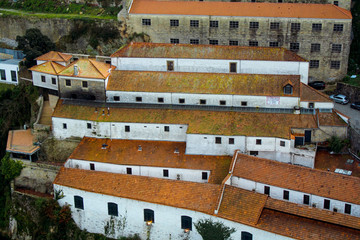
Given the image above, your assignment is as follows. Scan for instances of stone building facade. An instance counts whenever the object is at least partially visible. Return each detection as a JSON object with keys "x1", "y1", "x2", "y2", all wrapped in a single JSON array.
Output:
[{"x1": 126, "y1": 0, "x2": 352, "y2": 82}]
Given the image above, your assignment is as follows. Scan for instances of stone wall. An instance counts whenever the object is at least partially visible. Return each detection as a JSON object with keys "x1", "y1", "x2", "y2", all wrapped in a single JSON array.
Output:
[{"x1": 336, "y1": 82, "x2": 360, "y2": 102}]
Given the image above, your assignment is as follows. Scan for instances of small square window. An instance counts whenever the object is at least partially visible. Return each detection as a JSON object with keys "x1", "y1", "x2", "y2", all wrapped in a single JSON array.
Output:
[
  {"x1": 283, "y1": 190, "x2": 289, "y2": 200},
  {"x1": 190, "y1": 39, "x2": 199, "y2": 44},
  {"x1": 229, "y1": 138, "x2": 234, "y2": 144},
  {"x1": 209, "y1": 40, "x2": 218, "y2": 45},
  {"x1": 269, "y1": 42, "x2": 279, "y2": 47},
  {"x1": 290, "y1": 43, "x2": 300, "y2": 52},
  {"x1": 170, "y1": 19, "x2": 179, "y2": 27},
  {"x1": 158, "y1": 97, "x2": 164, "y2": 103},
  {"x1": 170, "y1": 38, "x2": 179, "y2": 44},
  {"x1": 144, "y1": 209, "x2": 155, "y2": 223},
  {"x1": 303, "y1": 195, "x2": 310, "y2": 205},
  {"x1": 230, "y1": 62, "x2": 237, "y2": 73},
  {"x1": 179, "y1": 98, "x2": 185, "y2": 104},
  {"x1": 163, "y1": 169, "x2": 169, "y2": 177},
  {"x1": 249, "y1": 41, "x2": 258, "y2": 47},
  {"x1": 330, "y1": 61, "x2": 340, "y2": 69},
  {"x1": 108, "y1": 202, "x2": 118, "y2": 216},
  {"x1": 63, "y1": 123, "x2": 67, "y2": 129},
  {"x1": 229, "y1": 21, "x2": 239, "y2": 29},
  {"x1": 284, "y1": 84, "x2": 293, "y2": 94},
  {"x1": 280, "y1": 141, "x2": 285, "y2": 147},
  {"x1": 125, "y1": 125, "x2": 130, "y2": 132},
  {"x1": 310, "y1": 60, "x2": 319, "y2": 68},
  {"x1": 200, "y1": 99, "x2": 206, "y2": 104},
  {"x1": 0, "y1": 69, "x2": 6, "y2": 80},
  {"x1": 229, "y1": 40, "x2": 239, "y2": 46},
  {"x1": 87, "y1": 123, "x2": 92, "y2": 129},
  {"x1": 291, "y1": 23, "x2": 301, "y2": 31},
  {"x1": 202, "y1": 172, "x2": 208, "y2": 180},
  {"x1": 264, "y1": 186, "x2": 270, "y2": 195},
  {"x1": 241, "y1": 101, "x2": 247, "y2": 106},
  {"x1": 324, "y1": 199, "x2": 330, "y2": 209},
  {"x1": 65, "y1": 79, "x2": 71, "y2": 86},
  {"x1": 345, "y1": 204, "x2": 351, "y2": 214},
  {"x1": 256, "y1": 139, "x2": 262, "y2": 145},
  {"x1": 278, "y1": 0, "x2": 282, "y2": 2},
  {"x1": 142, "y1": 19, "x2": 151, "y2": 26},
  {"x1": 82, "y1": 81, "x2": 88, "y2": 88},
  {"x1": 333, "y1": 24, "x2": 343, "y2": 32},
  {"x1": 333, "y1": 1, "x2": 338, "y2": 5},
  {"x1": 90, "y1": 163, "x2": 95, "y2": 170},
  {"x1": 167, "y1": 61, "x2": 174, "y2": 71},
  {"x1": 74, "y1": 196, "x2": 84, "y2": 209},
  {"x1": 270, "y1": 22, "x2": 280, "y2": 30},
  {"x1": 250, "y1": 151, "x2": 258, "y2": 156},
  {"x1": 210, "y1": 20, "x2": 218, "y2": 28},
  {"x1": 190, "y1": 20, "x2": 199, "y2": 27},
  {"x1": 10, "y1": 71, "x2": 16, "y2": 82},
  {"x1": 220, "y1": 100, "x2": 226, "y2": 105},
  {"x1": 136, "y1": 97, "x2": 142, "y2": 102},
  {"x1": 311, "y1": 43, "x2": 320, "y2": 52},
  {"x1": 332, "y1": 44, "x2": 342, "y2": 53},
  {"x1": 312, "y1": 23, "x2": 322, "y2": 31},
  {"x1": 215, "y1": 137, "x2": 222, "y2": 144},
  {"x1": 249, "y1": 22, "x2": 259, "y2": 29},
  {"x1": 164, "y1": 126, "x2": 170, "y2": 132},
  {"x1": 181, "y1": 216, "x2": 192, "y2": 231},
  {"x1": 126, "y1": 167, "x2": 132, "y2": 175},
  {"x1": 113, "y1": 96, "x2": 120, "y2": 101},
  {"x1": 308, "y1": 102, "x2": 314, "y2": 108},
  {"x1": 52, "y1": 77, "x2": 56, "y2": 85},
  {"x1": 41, "y1": 76, "x2": 46, "y2": 82}
]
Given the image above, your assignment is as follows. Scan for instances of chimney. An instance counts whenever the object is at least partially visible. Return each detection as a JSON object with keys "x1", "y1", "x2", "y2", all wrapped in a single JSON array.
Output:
[
  {"x1": 74, "y1": 64, "x2": 78, "y2": 76},
  {"x1": 107, "y1": 107, "x2": 110, "y2": 115}
]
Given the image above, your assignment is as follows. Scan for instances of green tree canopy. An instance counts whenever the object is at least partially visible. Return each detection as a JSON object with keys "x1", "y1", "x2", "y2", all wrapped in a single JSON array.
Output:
[{"x1": 194, "y1": 219, "x2": 236, "y2": 240}]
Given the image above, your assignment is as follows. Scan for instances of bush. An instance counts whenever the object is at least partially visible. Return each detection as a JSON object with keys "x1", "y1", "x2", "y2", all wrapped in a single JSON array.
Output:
[
  {"x1": 328, "y1": 136, "x2": 344, "y2": 153},
  {"x1": 194, "y1": 219, "x2": 236, "y2": 240}
]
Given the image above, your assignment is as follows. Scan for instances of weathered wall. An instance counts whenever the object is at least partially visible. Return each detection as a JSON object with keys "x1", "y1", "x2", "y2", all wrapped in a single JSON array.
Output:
[{"x1": 336, "y1": 82, "x2": 360, "y2": 102}]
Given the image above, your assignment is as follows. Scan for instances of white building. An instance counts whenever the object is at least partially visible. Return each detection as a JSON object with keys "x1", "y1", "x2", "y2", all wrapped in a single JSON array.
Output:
[
  {"x1": 0, "y1": 58, "x2": 21, "y2": 85},
  {"x1": 111, "y1": 42, "x2": 309, "y2": 84},
  {"x1": 35, "y1": 51, "x2": 72, "y2": 66},
  {"x1": 30, "y1": 61, "x2": 65, "y2": 91}
]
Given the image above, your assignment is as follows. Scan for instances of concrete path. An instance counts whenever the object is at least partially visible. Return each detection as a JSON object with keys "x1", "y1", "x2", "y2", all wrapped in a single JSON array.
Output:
[{"x1": 39, "y1": 101, "x2": 52, "y2": 126}]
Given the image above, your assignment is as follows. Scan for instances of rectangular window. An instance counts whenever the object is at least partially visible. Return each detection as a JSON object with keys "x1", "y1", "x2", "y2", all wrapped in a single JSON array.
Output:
[
  {"x1": 209, "y1": 20, "x2": 218, "y2": 28},
  {"x1": 181, "y1": 216, "x2": 192, "y2": 231},
  {"x1": 310, "y1": 60, "x2": 319, "y2": 68},
  {"x1": 219, "y1": 100, "x2": 226, "y2": 105},
  {"x1": 125, "y1": 125, "x2": 130, "y2": 132},
  {"x1": 308, "y1": 102, "x2": 314, "y2": 108},
  {"x1": 332, "y1": 44, "x2": 342, "y2": 53},
  {"x1": 163, "y1": 169, "x2": 169, "y2": 177},
  {"x1": 209, "y1": 40, "x2": 218, "y2": 45},
  {"x1": 158, "y1": 97, "x2": 164, "y2": 103},
  {"x1": 190, "y1": 39, "x2": 199, "y2": 44},
  {"x1": 142, "y1": 19, "x2": 151, "y2": 26},
  {"x1": 200, "y1": 99, "x2": 206, "y2": 104},
  {"x1": 82, "y1": 81, "x2": 88, "y2": 88},
  {"x1": 202, "y1": 172, "x2": 208, "y2": 180},
  {"x1": 333, "y1": 24, "x2": 343, "y2": 32},
  {"x1": 312, "y1": 23, "x2": 322, "y2": 31},
  {"x1": 241, "y1": 232, "x2": 253, "y2": 240},
  {"x1": 241, "y1": 101, "x2": 247, "y2": 106},
  {"x1": 270, "y1": 22, "x2": 280, "y2": 30},
  {"x1": 215, "y1": 137, "x2": 222, "y2": 144},
  {"x1": 345, "y1": 204, "x2": 351, "y2": 214},
  {"x1": 283, "y1": 190, "x2": 289, "y2": 200},
  {"x1": 136, "y1": 96, "x2": 142, "y2": 102},
  {"x1": 229, "y1": 21, "x2": 239, "y2": 29},
  {"x1": 311, "y1": 43, "x2": 320, "y2": 52},
  {"x1": 250, "y1": 151, "x2": 258, "y2": 156},
  {"x1": 291, "y1": 23, "x2": 301, "y2": 31},
  {"x1": 170, "y1": 19, "x2": 179, "y2": 27},
  {"x1": 108, "y1": 202, "x2": 118, "y2": 216},
  {"x1": 90, "y1": 163, "x2": 95, "y2": 170},
  {"x1": 249, "y1": 22, "x2": 259, "y2": 29},
  {"x1": 74, "y1": 196, "x2": 84, "y2": 209},
  {"x1": 249, "y1": 41, "x2": 258, "y2": 47},
  {"x1": 230, "y1": 62, "x2": 237, "y2": 73},
  {"x1": 324, "y1": 199, "x2": 330, "y2": 209},
  {"x1": 229, "y1": 40, "x2": 239, "y2": 46},
  {"x1": 303, "y1": 195, "x2": 310, "y2": 205},
  {"x1": 0, "y1": 69, "x2": 5, "y2": 80},
  {"x1": 269, "y1": 42, "x2": 279, "y2": 47},
  {"x1": 11, "y1": 71, "x2": 16, "y2": 82},
  {"x1": 256, "y1": 139, "x2": 262, "y2": 145},
  {"x1": 63, "y1": 123, "x2": 67, "y2": 129},
  {"x1": 51, "y1": 77, "x2": 56, "y2": 85},
  {"x1": 190, "y1": 20, "x2": 199, "y2": 27},
  {"x1": 41, "y1": 75, "x2": 46, "y2": 82},
  {"x1": 330, "y1": 61, "x2": 340, "y2": 69},
  {"x1": 170, "y1": 38, "x2": 179, "y2": 44},
  {"x1": 264, "y1": 186, "x2": 270, "y2": 195},
  {"x1": 114, "y1": 96, "x2": 120, "y2": 101},
  {"x1": 164, "y1": 126, "x2": 170, "y2": 132},
  {"x1": 290, "y1": 43, "x2": 300, "y2": 52},
  {"x1": 334, "y1": 0, "x2": 338, "y2": 5},
  {"x1": 280, "y1": 140, "x2": 285, "y2": 147},
  {"x1": 229, "y1": 138, "x2": 235, "y2": 144},
  {"x1": 179, "y1": 98, "x2": 185, "y2": 104},
  {"x1": 87, "y1": 123, "x2": 92, "y2": 129},
  {"x1": 65, "y1": 79, "x2": 71, "y2": 86},
  {"x1": 126, "y1": 167, "x2": 132, "y2": 175},
  {"x1": 144, "y1": 209, "x2": 155, "y2": 223},
  {"x1": 167, "y1": 61, "x2": 174, "y2": 71}
]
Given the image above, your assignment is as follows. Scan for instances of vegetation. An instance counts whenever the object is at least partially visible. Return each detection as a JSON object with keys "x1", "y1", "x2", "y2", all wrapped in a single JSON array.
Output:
[
  {"x1": 194, "y1": 219, "x2": 236, "y2": 240},
  {"x1": 348, "y1": 0, "x2": 360, "y2": 75},
  {"x1": 342, "y1": 75, "x2": 360, "y2": 87},
  {"x1": 16, "y1": 28, "x2": 56, "y2": 67},
  {"x1": 328, "y1": 136, "x2": 345, "y2": 153}
]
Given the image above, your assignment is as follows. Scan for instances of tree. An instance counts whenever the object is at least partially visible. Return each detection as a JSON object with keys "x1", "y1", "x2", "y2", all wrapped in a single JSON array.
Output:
[
  {"x1": 16, "y1": 28, "x2": 56, "y2": 67},
  {"x1": 194, "y1": 219, "x2": 236, "y2": 240},
  {"x1": 328, "y1": 136, "x2": 344, "y2": 153}
]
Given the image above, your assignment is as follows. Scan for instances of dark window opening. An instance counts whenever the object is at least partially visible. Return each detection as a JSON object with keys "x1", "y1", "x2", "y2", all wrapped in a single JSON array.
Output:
[
  {"x1": 284, "y1": 84, "x2": 293, "y2": 94},
  {"x1": 41, "y1": 75, "x2": 46, "y2": 82},
  {"x1": 0, "y1": 69, "x2": 5, "y2": 80},
  {"x1": 291, "y1": 23, "x2": 301, "y2": 31},
  {"x1": 333, "y1": 1, "x2": 338, "y2": 5},
  {"x1": 179, "y1": 98, "x2": 185, "y2": 104},
  {"x1": 256, "y1": 139, "x2": 262, "y2": 145},
  {"x1": 312, "y1": 23, "x2": 322, "y2": 31},
  {"x1": 65, "y1": 79, "x2": 71, "y2": 86},
  {"x1": 125, "y1": 125, "x2": 130, "y2": 132},
  {"x1": 264, "y1": 186, "x2": 270, "y2": 195},
  {"x1": 163, "y1": 169, "x2": 169, "y2": 177},
  {"x1": 74, "y1": 196, "x2": 84, "y2": 209},
  {"x1": 108, "y1": 202, "x2": 118, "y2": 216},
  {"x1": 158, "y1": 97, "x2": 164, "y2": 103},
  {"x1": 190, "y1": 39, "x2": 199, "y2": 44},
  {"x1": 345, "y1": 204, "x2": 351, "y2": 214},
  {"x1": 167, "y1": 61, "x2": 174, "y2": 71},
  {"x1": 114, "y1": 96, "x2": 120, "y2": 101},
  {"x1": 82, "y1": 81, "x2": 88, "y2": 88},
  {"x1": 330, "y1": 61, "x2": 340, "y2": 69},
  {"x1": 229, "y1": 138, "x2": 235, "y2": 144},
  {"x1": 333, "y1": 24, "x2": 343, "y2": 32},
  {"x1": 324, "y1": 199, "x2": 330, "y2": 209},
  {"x1": 52, "y1": 77, "x2": 56, "y2": 85},
  {"x1": 202, "y1": 172, "x2": 208, "y2": 180},
  {"x1": 229, "y1": 40, "x2": 239, "y2": 46},
  {"x1": 249, "y1": 22, "x2": 259, "y2": 29},
  {"x1": 230, "y1": 62, "x2": 237, "y2": 73},
  {"x1": 310, "y1": 60, "x2": 319, "y2": 68},
  {"x1": 126, "y1": 167, "x2": 132, "y2": 175},
  {"x1": 241, "y1": 231, "x2": 253, "y2": 240},
  {"x1": 170, "y1": 19, "x2": 179, "y2": 27},
  {"x1": 181, "y1": 216, "x2": 192, "y2": 231},
  {"x1": 229, "y1": 21, "x2": 239, "y2": 29},
  {"x1": 269, "y1": 42, "x2": 279, "y2": 47},
  {"x1": 209, "y1": 40, "x2": 218, "y2": 45},
  {"x1": 164, "y1": 126, "x2": 170, "y2": 132},
  {"x1": 90, "y1": 163, "x2": 95, "y2": 170},
  {"x1": 241, "y1": 101, "x2": 247, "y2": 106},
  {"x1": 311, "y1": 43, "x2": 320, "y2": 52},
  {"x1": 250, "y1": 151, "x2": 258, "y2": 156},
  {"x1": 280, "y1": 141, "x2": 285, "y2": 147},
  {"x1": 220, "y1": 100, "x2": 226, "y2": 105},
  {"x1": 303, "y1": 195, "x2": 310, "y2": 205},
  {"x1": 136, "y1": 96, "x2": 142, "y2": 102},
  {"x1": 249, "y1": 41, "x2": 258, "y2": 47},
  {"x1": 283, "y1": 190, "x2": 289, "y2": 200},
  {"x1": 63, "y1": 123, "x2": 67, "y2": 129},
  {"x1": 215, "y1": 137, "x2": 222, "y2": 144},
  {"x1": 308, "y1": 102, "x2": 314, "y2": 108},
  {"x1": 144, "y1": 209, "x2": 155, "y2": 223},
  {"x1": 11, "y1": 71, "x2": 17, "y2": 82},
  {"x1": 332, "y1": 44, "x2": 342, "y2": 53},
  {"x1": 290, "y1": 42, "x2": 299, "y2": 52},
  {"x1": 200, "y1": 99, "x2": 206, "y2": 104},
  {"x1": 210, "y1": 20, "x2": 218, "y2": 28},
  {"x1": 270, "y1": 22, "x2": 280, "y2": 30},
  {"x1": 170, "y1": 39, "x2": 179, "y2": 44},
  {"x1": 142, "y1": 19, "x2": 151, "y2": 26},
  {"x1": 87, "y1": 123, "x2": 92, "y2": 129},
  {"x1": 190, "y1": 20, "x2": 199, "y2": 27}
]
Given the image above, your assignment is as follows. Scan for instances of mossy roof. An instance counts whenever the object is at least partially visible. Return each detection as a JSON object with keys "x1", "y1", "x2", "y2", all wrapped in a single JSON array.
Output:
[
  {"x1": 29, "y1": 61, "x2": 65, "y2": 75},
  {"x1": 35, "y1": 51, "x2": 72, "y2": 62},
  {"x1": 58, "y1": 59, "x2": 114, "y2": 79}
]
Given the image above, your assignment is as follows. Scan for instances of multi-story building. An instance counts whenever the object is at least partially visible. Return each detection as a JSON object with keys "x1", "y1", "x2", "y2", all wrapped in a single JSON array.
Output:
[{"x1": 124, "y1": 0, "x2": 352, "y2": 82}]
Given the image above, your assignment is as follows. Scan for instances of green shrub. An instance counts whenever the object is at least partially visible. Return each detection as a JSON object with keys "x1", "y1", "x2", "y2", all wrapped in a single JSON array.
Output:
[
  {"x1": 194, "y1": 219, "x2": 236, "y2": 240},
  {"x1": 328, "y1": 136, "x2": 344, "y2": 153}
]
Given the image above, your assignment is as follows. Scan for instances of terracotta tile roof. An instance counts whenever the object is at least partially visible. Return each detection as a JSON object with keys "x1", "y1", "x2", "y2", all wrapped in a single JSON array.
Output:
[
  {"x1": 29, "y1": 61, "x2": 65, "y2": 75},
  {"x1": 232, "y1": 153, "x2": 360, "y2": 204},
  {"x1": 53, "y1": 100, "x2": 319, "y2": 139},
  {"x1": 257, "y1": 209, "x2": 360, "y2": 240},
  {"x1": 54, "y1": 167, "x2": 221, "y2": 215},
  {"x1": 58, "y1": 59, "x2": 114, "y2": 79},
  {"x1": 217, "y1": 185, "x2": 267, "y2": 225},
  {"x1": 129, "y1": 0, "x2": 352, "y2": 19},
  {"x1": 107, "y1": 71, "x2": 301, "y2": 97},
  {"x1": 35, "y1": 51, "x2": 72, "y2": 62},
  {"x1": 69, "y1": 137, "x2": 232, "y2": 184},
  {"x1": 318, "y1": 111, "x2": 348, "y2": 126},
  {"x1": 265, "y1": 198, "x2": 360, "y2": 230},
  {"x1": 300, "y1": 83, "x2": 332, "y2": 102},
  {"x1": 6, "y1": 129, "x2": 40, "y2": 154},
  {"x1": 111, "y1": 42, "x2": 306, "y2": 62}
]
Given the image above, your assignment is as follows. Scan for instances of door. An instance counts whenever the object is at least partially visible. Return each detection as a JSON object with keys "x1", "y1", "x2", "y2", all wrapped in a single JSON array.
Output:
[
  {"x1": 295, "y1": 136, "x2": 304, "y2": 147},
  {"x1": 305, "y1": 130, "x2": 312, "y2": 143}
]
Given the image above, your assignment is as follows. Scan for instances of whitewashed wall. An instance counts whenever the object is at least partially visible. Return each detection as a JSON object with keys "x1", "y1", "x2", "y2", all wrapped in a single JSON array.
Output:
[
  {"x1": 111, "y1": 57, "x2": 308, "y2": 84},
  {"x1": 37, "y1": 60, "x2": 67, "y2": 66},
  {"x1": 54, "y1": 185, "x2": 294, "y2": 240},
  {"x1": 300, "y1": 101, "x2": 334, "y2": 109},
  {"x1": 32, "y1": 71, "x2": 58, "y2": 90},
  {"x1": 65, "y1": 159, "x2": 210, "y2": 183},
  {"x1": 230, "y1": 176, "x2": 360, "y2": 217},
  {"x1": 0, "y1": 62, "x2": 19, "y2": 85}
]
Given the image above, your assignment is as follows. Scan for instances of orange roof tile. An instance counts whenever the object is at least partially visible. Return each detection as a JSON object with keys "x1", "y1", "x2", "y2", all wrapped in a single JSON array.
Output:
[
  {"x1": 29, "y1": 61, "x2": 66, "y2": 75},
  {"x1": 232, "y1": 153, "x2": 360, "y2": 204},
  {"x1": 69, "y1": 137, "x2": 232, "y2": 184},
  {"x1": 257, "y1": 209, "x2": 360, "y2": 240},
  {"x1": 35, "y1": 51, "x2": 72, "y2": 62},
  {"x1": 300, "y1": 83, "x2": 332, "y2": 102},
  {"x1": 107, "y1": 71, "x2": 301, "y2": 97},
  {"x1": 58, "y1": 59, "x2": 114, "y2": 79},
  {"x1": 6, "y1": 129, "x2": 40, "y2": 154},
  {"x1": 111, "y1": 42, "x2": 306, "y2": 62},
  {"x1": 53, "y1": 100, "x2": 319, "y2": 139},
  {"x1": 318, "y1": 111, "x2": 347, "y2": 126},
  {"x1": 129, "y1": 0, "x2": 352, "y2": 19},
  {"x1": 265, "y1": 198, "x2": 360, "y2": 230},
  {"x1": 54, "y1": 167, "x2": 221, "y2": 215}
]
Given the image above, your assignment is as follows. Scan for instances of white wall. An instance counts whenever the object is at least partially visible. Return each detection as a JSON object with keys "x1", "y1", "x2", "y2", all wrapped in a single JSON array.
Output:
[
  {"x1": 32, "y1": 71, "x2": 59, "y2": 91},
  {"x1": 37, "y1": 60, "x2": 67, "y2": 66},
  {"x1": 66, "y1": 159, "x2": 210, "y2": 183},
  {"x1": 230, "y1": 176, "x2": 360, "y2": 217},
  {"x1": 112, "y1": 57, "x2": 308, "y2": 83},
  {"x1": 54, "y1": 184, "x2": 294, "y2": 240},
  {"x1": 0, "y1": 62, "x2": 19, "y2": 85},
  {"x1": 300, "y1": 101, "x2": 334, "y2": 109}
]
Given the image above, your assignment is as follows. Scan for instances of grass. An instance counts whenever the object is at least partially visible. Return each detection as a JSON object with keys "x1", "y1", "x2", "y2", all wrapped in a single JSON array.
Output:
[
  {"x1": 0, "y1": 83, "x2": 15, "y2": 93},
  {"x1": 342, "y1": 76, "x2": 360, "y2": 87}
]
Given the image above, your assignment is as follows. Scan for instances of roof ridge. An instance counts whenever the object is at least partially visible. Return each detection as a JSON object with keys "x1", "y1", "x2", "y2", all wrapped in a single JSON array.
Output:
[{"x1": 88, "y1": 59, "x2": 107, "y2": 78}]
